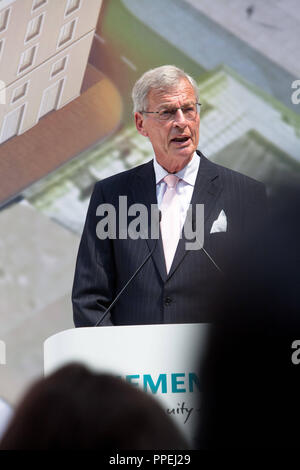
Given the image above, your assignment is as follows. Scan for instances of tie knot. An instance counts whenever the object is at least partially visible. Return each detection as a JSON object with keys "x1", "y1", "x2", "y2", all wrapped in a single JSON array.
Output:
[{"x1": 164, "y1": 174, "x2": 179, "y2": 189}]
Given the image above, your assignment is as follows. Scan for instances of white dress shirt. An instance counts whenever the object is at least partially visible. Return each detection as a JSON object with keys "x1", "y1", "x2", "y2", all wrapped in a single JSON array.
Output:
[{"x1": 153, "y1": 152, "x2": 200, "y2": 231}]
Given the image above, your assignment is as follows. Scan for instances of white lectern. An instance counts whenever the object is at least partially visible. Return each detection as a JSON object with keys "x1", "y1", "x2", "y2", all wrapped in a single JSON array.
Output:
[{"x1": 44, "y1": 323, "x2": 209, "y2": 446}]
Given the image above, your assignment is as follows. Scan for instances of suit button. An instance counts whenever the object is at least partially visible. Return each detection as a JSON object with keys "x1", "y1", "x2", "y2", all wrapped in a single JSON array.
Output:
[{"x1": 164, "y1": 297, "x2": 172, "y2": 306}]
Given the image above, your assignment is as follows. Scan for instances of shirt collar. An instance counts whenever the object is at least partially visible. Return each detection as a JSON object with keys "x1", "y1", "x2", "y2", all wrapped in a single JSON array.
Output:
[{"x1": 153, "y1": 152, "x2": 200, "y2": 186}]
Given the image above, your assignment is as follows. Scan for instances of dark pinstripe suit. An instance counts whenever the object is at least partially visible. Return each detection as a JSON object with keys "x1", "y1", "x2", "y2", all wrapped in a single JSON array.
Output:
[{"x1": 72, "y1": 151, "x2": 267, "y2": 326}]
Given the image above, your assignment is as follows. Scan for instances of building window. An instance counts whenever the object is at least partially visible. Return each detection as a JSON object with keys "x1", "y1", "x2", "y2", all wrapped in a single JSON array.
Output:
[
  {"x1": 18, "y1": 45, "x2": 37, "y2": 74},
  {"x1": 11, "y1": 82, "x2": 29, "y2": 104},
  {"x1": 25, "y1": 13, "x2": 44, "y2": 43},
  {"x1": 65, "y1": 0, "x2": 81, "y2": 16},
  {"x1": 58, "y1": 19, "x2": 76, "y2": 47},
  {"x1": 32, "y1": 0, "x2": 47, "y2": 11},
  {"x1": 0, "y1": 104, "x2": 25, "y2": 144},
  {"x1": 38, "y1": 78, "x2": 64, "y2": 120},
  {"x1": 50, "y1": 56, "x2": 68, "y2": 78},
  {"x1": 0, "y1": 8, "x2": 10, "y2": 33}
]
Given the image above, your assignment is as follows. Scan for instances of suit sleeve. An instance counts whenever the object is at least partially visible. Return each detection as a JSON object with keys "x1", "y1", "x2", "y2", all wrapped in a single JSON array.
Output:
[{"x1": 72, "y1": 183, "x2": 116, "y2": 327}]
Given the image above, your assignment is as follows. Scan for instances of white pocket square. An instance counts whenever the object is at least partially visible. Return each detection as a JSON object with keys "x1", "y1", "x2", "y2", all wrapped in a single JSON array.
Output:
[{"x1": 210, "y1": 209, "x2": 227, "y2": 233}]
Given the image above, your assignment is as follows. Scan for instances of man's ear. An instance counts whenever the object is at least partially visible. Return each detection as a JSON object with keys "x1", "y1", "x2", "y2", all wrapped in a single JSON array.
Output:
[{"x1": 135, "y1": 112, "x2": 148, "y2": 137}]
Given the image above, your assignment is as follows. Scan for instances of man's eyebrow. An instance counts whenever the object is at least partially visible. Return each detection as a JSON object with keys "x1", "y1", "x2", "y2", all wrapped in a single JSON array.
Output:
[
  {"x1": 156, "y1": 103, "x2": 173, "y2": 110},
  {"x1": 157, "y1": 101, "x2": 194, "y2": 110}
]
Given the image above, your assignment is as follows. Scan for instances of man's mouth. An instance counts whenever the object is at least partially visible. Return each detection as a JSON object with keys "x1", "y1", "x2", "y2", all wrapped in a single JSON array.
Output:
[{"x1": 170, "y1": 136, "x2": 190, "y2": 144}]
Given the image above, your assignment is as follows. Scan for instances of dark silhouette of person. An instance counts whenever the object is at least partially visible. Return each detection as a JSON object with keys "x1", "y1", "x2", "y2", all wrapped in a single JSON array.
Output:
[
  {"x1": 0, "y1": 363, "x2": 187, "y2": 450},
  {"x1": 197, "y1": 185, "x2": 300, "y2": 449}
]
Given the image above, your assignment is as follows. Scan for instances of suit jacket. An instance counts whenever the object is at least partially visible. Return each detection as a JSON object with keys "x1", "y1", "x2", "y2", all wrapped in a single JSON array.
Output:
[{"x1": 72, "y1": 150, "x2": 267, "y2": 326}]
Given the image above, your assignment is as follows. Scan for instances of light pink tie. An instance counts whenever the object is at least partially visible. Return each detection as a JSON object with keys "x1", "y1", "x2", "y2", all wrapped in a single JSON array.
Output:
[{"x1": 160, "y1": 174, "x2": 181, "y2": 273}]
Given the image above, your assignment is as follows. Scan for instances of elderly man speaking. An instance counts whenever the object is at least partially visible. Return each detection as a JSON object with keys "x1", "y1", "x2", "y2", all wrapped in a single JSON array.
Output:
[{"x1": 72, "y1": 65, "x2": 267, "y2": 327}]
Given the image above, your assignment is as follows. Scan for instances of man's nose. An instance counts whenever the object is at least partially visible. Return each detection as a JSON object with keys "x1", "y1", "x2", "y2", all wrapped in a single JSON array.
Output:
[{"x1": 173, "y1": 108, "x2": 187, "y2": 126}]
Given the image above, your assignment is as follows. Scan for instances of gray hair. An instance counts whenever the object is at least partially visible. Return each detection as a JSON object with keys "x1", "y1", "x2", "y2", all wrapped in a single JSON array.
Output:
[{"x1": 132, "y1": 65, "x2": 199, "y2": 113}]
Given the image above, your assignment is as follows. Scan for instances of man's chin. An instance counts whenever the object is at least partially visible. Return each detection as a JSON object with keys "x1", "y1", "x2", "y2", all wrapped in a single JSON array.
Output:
[
  {"x1": 173, "y1": 145, "x2": 195, "y2": 160},
  {"x1": 165, "y1": 148, "x2": 194, "y2": 172}
]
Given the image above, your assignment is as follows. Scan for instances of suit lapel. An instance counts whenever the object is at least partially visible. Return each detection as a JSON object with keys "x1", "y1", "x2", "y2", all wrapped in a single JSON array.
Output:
[
  {"x1": 129, "y1": 153, "x2": 223, "y2": 282},
  {"x1": 130, "y1": 160, "x2": 167, "y2": 282},
  {"x1": 168, "y1": 151, "x2": 223, "y2": 278}
]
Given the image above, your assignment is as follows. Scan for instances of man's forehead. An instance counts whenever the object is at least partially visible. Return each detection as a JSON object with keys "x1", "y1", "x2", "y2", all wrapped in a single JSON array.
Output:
[{"x1": 147, "y1": 80, "x2": 196, "y2": 105}]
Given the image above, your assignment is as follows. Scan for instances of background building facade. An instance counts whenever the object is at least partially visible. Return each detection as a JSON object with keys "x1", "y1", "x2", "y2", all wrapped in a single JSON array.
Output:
[{"x1": 0, "y1": 0, "x2": 102, "y2": 144}]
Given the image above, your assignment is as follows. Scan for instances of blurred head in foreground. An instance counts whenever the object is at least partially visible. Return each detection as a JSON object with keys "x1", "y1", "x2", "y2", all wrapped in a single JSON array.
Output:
[
  {"x1": 198, "y1": 185, "x2": 300, "y2": 449},
  {"x1": 0, "y1": 363, "x2": 187, "y2": 450}
]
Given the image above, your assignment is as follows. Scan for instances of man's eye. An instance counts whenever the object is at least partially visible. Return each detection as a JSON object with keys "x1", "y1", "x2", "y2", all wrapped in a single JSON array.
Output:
[{"x1": 159, "y1": 110, "x2": 172, "y2": 119}]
